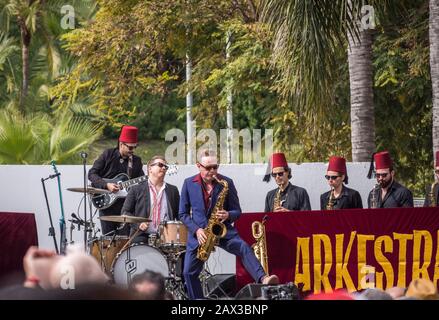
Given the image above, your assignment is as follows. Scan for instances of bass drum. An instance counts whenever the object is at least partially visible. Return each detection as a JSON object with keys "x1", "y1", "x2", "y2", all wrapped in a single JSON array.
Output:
[{"x1": 111, "y1": 243, "x2": 169, "y2": 288}]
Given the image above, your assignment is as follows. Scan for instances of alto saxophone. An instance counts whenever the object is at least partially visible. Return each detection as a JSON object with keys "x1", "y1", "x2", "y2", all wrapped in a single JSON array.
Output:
[
  {"x1": 429, "y1": 181, "x2": 438, "y2": 207},
  {"x1": 273, "y1": 185, "x2": 285, "y2": 211},
  {"x1": 370, "y1": 183, "x2": 380, "y2": 208},
  {"x1": 252, "y1": 217, "x2": 269, "y2": 275},
  {"x1": 197, "y1": 176, "x2": 228, "y2": 262},
  {"x1": 326, "y1": 188, "x2": 335, "y2": 210}
]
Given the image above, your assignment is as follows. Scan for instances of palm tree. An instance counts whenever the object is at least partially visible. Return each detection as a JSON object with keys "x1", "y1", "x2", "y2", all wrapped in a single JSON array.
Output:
[
  {"x1": 430, "y1": 0, "x2": 439, "y2": 159},
  {"x1": 0, "y1": 0, "x2": 97, "y2": 111},
  {"x1": 347, "y1": 11, "x2": 375, "y2": 162},
  {"x1": 260, "y1": 0, "x2": 401, "y2": 161}
]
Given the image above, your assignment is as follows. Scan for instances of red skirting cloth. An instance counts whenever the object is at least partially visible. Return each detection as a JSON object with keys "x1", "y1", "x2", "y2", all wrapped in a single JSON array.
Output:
[{"x1": 0, "y1": 212, "x2": 38, "y2": 278}]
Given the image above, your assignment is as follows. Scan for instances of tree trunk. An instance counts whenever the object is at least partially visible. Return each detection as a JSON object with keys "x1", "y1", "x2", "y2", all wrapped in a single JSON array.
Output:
[
  {"x1": 19, "y1": 20, "x2": 31, "y2": 111},
  {"x1": 430, "y1": 0, "x2": 439, "y2": 160},
  {"x1": 348, "y1": 28, "x2": 376, "y2": 162}
]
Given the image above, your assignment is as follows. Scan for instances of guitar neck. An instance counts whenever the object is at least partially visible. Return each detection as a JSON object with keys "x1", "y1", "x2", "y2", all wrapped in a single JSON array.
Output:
[{"x1": 121, "y1": 175, "x2": 148, "y2": 189}]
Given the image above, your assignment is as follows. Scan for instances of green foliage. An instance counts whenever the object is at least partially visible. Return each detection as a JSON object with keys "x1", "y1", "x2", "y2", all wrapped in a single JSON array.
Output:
[
  {"x1": 0, "y1": 107, "x2": 103, "y2": 164},
  {"x1": 372, "y1": 2, "x2": 432, "y2": 196}
]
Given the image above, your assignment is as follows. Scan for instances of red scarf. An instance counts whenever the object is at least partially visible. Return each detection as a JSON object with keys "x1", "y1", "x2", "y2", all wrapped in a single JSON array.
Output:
[{"x1": 149, "y1": 183, "x2": 164, "y2": 228}]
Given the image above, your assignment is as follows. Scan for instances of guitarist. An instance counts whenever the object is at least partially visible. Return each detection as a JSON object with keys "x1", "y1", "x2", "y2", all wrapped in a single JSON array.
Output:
[
  {"x1": 121, "y1": 155, "x2": 180, "y2": 244},
  {"x1": 88, "y1": 125, "x2": 145, "y2": 236}
]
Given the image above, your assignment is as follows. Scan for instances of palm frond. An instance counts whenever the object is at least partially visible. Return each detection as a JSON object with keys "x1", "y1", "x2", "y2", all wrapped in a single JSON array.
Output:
[{"x1": 0, "y1": 31, "x2": 18, "y2": 70}]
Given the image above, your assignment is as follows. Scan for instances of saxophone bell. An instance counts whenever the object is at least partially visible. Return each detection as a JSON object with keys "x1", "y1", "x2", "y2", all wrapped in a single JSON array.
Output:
[
  {"x1": 429, "y1": 181, "x2": 438, "y2": 207},
  {"x1": 252, "y1": 216, "x2": 269, "y2": 275}
]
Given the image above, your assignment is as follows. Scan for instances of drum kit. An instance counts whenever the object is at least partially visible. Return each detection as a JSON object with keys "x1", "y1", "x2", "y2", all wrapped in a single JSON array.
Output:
[{"x1": 67, "y1": 187, "x2": 188, "y2": 299}]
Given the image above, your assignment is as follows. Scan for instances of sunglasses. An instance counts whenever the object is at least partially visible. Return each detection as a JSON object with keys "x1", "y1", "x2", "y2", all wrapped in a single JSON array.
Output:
[
  {"x1": 375, "y1": 173, "x2": 389, "y2": 178},
  {"x1": 325, "y1": 175, "x2": 340, "y2": 181},
  {"x1": 199, "y1": 163, "x2": 219, "y2": 171},
  {"x1": 271, "y1": 172, "x2": 285, "y2": 178},
  {"x1": 150, "y1": 162, "x2": 169, "y2": 170},
  {"x1": 122, "y1": 142, "x2": 137, "y2": 150}
]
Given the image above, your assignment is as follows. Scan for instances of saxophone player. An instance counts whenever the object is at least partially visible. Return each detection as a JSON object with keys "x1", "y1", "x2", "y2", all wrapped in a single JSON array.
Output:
[
  {"x1": 263, "y1": 152, "x2": 311, "y2": 212},
  {"x1": 423, "y1": 151, "x2": 439, "y2": 207},
  {"x1": 320, "y1": 156, "x2": 363, "y2": 210},
  {"x1": 179, "y1": 150, "x2": 279, "y2": 300},
  {"x1": 367, "y1": 151, "x2": 413, "y2": 208}
]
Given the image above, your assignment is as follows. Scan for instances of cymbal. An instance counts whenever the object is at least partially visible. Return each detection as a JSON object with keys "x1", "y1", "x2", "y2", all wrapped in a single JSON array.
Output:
[
  {"x1": 98, "y1": 215, "x2": 152, "y2": 224},
  {"x1": 67, "y1": 187, "x2": 110, "y2": 194}
]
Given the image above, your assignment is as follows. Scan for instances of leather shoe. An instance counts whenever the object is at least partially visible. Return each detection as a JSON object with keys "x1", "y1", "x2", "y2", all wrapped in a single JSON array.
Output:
[{"x1": 262, "y1": 274, "x2": 279, "y2": 285}]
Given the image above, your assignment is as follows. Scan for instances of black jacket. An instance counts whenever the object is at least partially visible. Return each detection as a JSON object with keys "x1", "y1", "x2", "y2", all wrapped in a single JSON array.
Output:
[
  {"x1": 88, "y1": 148, "x2": 144, "y2": 190},
  {"x1": 121, "y1": 181, "x2": 180, "y2": 235},
  {"x1": 367, "y1": 180, "x2": 413, "y2": 208},
  {"x1": 265, "y1": 183, "x2": 311, "y2": 212},
  {"x1": 321, "y1": 185, "x2": 363, "y2": 210}
]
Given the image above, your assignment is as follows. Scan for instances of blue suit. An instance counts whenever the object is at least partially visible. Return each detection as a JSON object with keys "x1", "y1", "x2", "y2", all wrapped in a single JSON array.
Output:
[{"x1": 179, "y1": 174, "x2": 266, "y2": 299}]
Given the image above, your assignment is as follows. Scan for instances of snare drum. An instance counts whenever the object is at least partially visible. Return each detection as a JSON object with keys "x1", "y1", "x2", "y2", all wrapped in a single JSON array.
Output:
[
  {"x1": 159, "y1": 221, "x2": 187, "y2": 252},
  {"x1": 111, "y1": 243, "x2": 170, "y2": 288},
  {"x1": 90, "y1": 236, "x2": 129, "y2": 273}
]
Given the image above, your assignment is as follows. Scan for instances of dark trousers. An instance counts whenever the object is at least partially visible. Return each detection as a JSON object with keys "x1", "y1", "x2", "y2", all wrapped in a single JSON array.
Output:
[
  {"x1": 98, "y1": 199, "x2": 129, "y2": 236},
  {"x1": 183, "y1": 235, "x2": 265, "y2": 300}
]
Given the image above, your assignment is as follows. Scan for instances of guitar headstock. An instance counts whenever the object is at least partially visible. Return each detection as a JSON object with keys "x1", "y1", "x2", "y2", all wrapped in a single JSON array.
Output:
[
  {"x1": 166, "y1": 164, "x2": 178, "y2": 176},
  {"x1": 51, "y1": 160, "x2": 59, "y2": 174}
]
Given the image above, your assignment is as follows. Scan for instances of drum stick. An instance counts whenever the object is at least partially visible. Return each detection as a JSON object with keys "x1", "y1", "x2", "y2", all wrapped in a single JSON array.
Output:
[{"x1": 119, "y1": 228, "x2": 141, "y2": 253}]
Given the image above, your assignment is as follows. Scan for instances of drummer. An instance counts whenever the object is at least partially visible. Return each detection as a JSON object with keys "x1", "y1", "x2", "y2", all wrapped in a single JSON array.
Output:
[{"x1": 121, "y1": 155, "x2": 180, "y2": 244}]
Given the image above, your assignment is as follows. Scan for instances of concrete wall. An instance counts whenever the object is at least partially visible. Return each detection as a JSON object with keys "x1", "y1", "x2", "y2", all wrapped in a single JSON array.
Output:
[{"x1": 0, "y1": 163, "x2": 375, "y2": 274}]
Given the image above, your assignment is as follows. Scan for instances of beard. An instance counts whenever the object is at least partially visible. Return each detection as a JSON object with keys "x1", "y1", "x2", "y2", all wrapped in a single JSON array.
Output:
[{"x1": 379, "y1": 177, "x2": 393, "y2": 189}]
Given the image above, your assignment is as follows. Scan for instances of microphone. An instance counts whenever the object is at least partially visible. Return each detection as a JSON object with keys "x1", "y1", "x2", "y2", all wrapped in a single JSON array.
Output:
[
  {"x1": 79, "y1": 151, "x2": 88, "y2": 159},
  {"x1": 71, "y1": 213, "x2": 81, "y2": 221}
]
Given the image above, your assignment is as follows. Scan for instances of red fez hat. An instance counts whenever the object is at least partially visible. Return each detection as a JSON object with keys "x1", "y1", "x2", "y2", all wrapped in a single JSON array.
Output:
[
  {"x1": 436, "y1": 151, "x2": 439, "y2": 167},
  {"x1": 374, "y1": 151, "x2": 392, "y2": 170},
  {"x1": 119, "y1": 126, "x2": 138, "y2": 144},
  {"x1": 271, "y1": 153, "x2": 288, "y2": 168},
  {"x1": 327, "y1": 156, "x2": 347, "y2": 175},
  {"x1": 306, "y1": 290, "x2": 354, "y2": 300},
  {"x1": 263, "y1": 152, "x2": 289, "y2": 182}
]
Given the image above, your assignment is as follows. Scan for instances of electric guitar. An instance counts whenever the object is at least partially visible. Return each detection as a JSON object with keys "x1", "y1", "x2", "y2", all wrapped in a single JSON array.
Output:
[{"x1": 91, "y1": 164, "x2": 178, "y2": 210}]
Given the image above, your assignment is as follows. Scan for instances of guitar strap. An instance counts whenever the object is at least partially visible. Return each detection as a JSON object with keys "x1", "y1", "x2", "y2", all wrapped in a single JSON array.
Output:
[{"x1": 127, "y1": 155, "x2": 133, "y2": 178}]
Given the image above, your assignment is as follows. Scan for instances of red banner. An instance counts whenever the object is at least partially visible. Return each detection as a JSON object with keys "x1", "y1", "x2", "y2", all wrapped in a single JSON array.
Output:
[{"x1": 235, "y1": 207, "x2": 439, "y2": 293}]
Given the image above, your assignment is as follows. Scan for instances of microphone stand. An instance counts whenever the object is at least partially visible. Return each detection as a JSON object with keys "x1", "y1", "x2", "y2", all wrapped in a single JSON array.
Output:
[
  {"x1": 41, "y1": 177, "x2": 59, "y2": 254},
  {"x1": 80, "y1": 151, "x2": 88, "y2": 252}
]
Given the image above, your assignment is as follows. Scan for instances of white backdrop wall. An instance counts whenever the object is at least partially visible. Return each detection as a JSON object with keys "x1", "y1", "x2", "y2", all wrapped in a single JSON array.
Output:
[{"x1": 0, "y1": 163, "x2": 375, "y2": 274}]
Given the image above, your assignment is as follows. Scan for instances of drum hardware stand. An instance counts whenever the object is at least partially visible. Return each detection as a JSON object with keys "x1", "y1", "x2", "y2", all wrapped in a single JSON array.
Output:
[
  {"x1": 200, "y1": 264, "x2": 230, "y2": 299},
  {"x1": 165, "y1": 250, "x2": 187, "y2": 300},
  {"x1": 69, "y1": 217, "x2": 75, "y2": 245},
  {"x1": 80, "y1": 151, "x2": 88, "y2": 251},
  {"x1": 41, "y1": 174, "x2": 60, "y2": 254}
]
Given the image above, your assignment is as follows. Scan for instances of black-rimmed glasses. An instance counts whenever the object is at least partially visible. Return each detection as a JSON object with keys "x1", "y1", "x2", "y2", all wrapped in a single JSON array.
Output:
[
  {"x1": 325, "y1": 175, "x2": 340, "y2": 180},
  {"x1": 271, "y1": 172, "x2": 285, "y2": 178},
  {"x1": 122, "y1": 142, "x2": 137, "y2": 150},
  {"x1": 375, "y1": 173, "x2": 389, "y2": 178},
  {"x1": 150, "y1": 162, "x2": 169, "y2": 170},
  {"x1": 199, "y1": 163, "x2": 219, "y2": 171}
]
